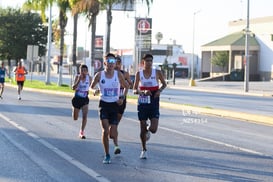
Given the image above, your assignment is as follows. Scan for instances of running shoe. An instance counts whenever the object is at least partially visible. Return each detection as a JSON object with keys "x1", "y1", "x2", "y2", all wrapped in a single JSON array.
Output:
[
  {"x1": 18, "y1": 95, "x2": 21, "y2": 100},
  {"x1": 0, "y1": 95, "x2": 2, "y2": 99},
  {"x1": 103, "y1": 154, "x2": 111, "y2": 164},
  {"x1": 114, "y1": 146, "x2": 121, "y2": 155},
  {"x1": 146, "y1": 130, "x2": 151, "y2": 141},
  {"x1": 79, "y1": 131, "x2": 86, "y2": 139},
  {"x1": 140, "y1": 150, "x2": 147, "y2": 159}
]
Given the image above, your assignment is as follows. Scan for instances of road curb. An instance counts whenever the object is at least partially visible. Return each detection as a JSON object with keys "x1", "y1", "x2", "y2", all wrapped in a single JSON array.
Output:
[
  {"x1": 159, "y1": 101, "x2": 273, "y2": 126},
  {"x1": 168, "y1": 86, "x2": 273, "y2": 97}
]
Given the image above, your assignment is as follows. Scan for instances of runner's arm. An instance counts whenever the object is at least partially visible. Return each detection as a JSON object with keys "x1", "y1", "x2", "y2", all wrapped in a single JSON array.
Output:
[
  {"x1": 118, "y1": 71, "x2": 129, "y2": 97},
  {"x1": 133, "y1": 71, "x2": 141, "y2": 95},
  {"x1": 124, "y1": 71, "x2": 133, "y2": 89},
  {"x1": 157, "y1": 70, "x2": 167, "y2": 92},
  {"x1": 90, "y1": 72, "x2": 100, "y2": 95}
]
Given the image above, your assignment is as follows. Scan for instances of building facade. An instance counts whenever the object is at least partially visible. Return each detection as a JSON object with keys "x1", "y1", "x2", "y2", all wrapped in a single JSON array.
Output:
[{"x1": 201, "y1": 16, "x2": 273, "y2": 81}]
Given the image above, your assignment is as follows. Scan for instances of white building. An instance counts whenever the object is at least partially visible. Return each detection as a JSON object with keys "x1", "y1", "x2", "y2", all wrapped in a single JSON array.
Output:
[
  {"x1": 201, "y1": 16, "x2": 273, "y2": 81},
  {"x1": 228, "y1": 16, "x2": 273, "y2": 80}
]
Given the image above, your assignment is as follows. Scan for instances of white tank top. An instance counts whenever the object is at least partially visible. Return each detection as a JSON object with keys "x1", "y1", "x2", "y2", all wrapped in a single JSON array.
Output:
[
  {"x1": 75, "y1": 75, "x2": 90, "y2": 98},
  {"x1": 139, "y1": 69, "x2": 159, "y2": 91},
  {"x1": 99, "y1": 70, "x2": 120, "y2": 102}
]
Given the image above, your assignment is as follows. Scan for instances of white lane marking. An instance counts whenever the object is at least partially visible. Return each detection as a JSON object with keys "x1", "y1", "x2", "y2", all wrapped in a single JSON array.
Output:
[
  {"x1": 0, "y1": 113, "x2": 110, "y2": 182},
  {"x1": 124, "y1": 117, "x2": 268, "y2": 157}
]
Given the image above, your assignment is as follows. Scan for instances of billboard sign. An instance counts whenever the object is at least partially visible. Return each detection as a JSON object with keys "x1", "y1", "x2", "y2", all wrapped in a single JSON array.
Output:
[
  {"x1": 135, "y1": 18, "x2": 152, "y2": 51},
  {"x1": 94, "y1": 35, "x2": 104, "y2": 73}
]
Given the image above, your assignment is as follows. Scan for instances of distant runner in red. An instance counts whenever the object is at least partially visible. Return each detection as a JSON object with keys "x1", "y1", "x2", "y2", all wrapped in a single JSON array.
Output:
[{"x1": 14, "y1": 61, "x2": 28, "y2": 100}]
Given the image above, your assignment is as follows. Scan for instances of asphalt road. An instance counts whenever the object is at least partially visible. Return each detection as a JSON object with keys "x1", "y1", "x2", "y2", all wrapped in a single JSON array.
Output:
[
  {"x1": 24, "y1": 74, "x2": 273, "y2": 117},
  {"x1": 1, "y1": 87, "x2": 273, "y2": 181},
  {"x1": 159, "y1": 88, "x2": 273, "y2": 116}
]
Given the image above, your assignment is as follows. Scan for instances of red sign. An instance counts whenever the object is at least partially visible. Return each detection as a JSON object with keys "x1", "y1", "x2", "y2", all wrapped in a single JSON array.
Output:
[
  {"x1": 94, "y1": 59, "x2": 102, "y2": 69},
  {"x1": 137, "y1": 19, "x2": 150, "y2": 33},
  {"x1": 179, "y1": 57, "x2": 188, "y2": 66},
  {"x1": 95, "y1": 36, "x2": 103, "y2": 49}
]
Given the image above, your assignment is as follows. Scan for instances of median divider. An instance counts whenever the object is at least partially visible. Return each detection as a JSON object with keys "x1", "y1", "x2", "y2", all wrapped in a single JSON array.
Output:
[{"x1": 159, "y1": 101, "x2": 273, "y2": 126}]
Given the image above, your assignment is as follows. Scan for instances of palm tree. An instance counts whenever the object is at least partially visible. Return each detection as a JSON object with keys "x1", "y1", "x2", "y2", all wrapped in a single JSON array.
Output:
[
  {"x1": 23, "y1": 0, "x2": 55, "y2": 84},
  {"x1": 101, "y1": 0, "x2": 153, "y2": 53},
  {"x1": 68, "y1": 0, "x2": 79, "y2": 75},
  {"x1": 71, "y1": 0, "x2": 100, "y2": 73},
  {"x1": 24, "y1": 0, "x2": 71, "y2": 86},
  {"x1": 56, "y1": 0, "x2": 70, "y2": 86},
  {"x1": 23, "y1": 0, "x2": 55, "y2": 21}
]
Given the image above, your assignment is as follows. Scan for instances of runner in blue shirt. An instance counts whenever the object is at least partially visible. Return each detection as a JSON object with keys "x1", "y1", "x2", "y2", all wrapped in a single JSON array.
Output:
[{"x1": 0, "y1": 61, "x2": 8, "y2": 99}]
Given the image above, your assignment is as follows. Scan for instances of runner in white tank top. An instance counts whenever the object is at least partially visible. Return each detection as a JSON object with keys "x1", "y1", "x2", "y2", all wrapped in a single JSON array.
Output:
[
  {"x1": 133, "y1": 53, "x2": 167, "y2": 159},
  {"x1": 90, "y1": 53, "x2": 129, "y2": 164},
  {"x1": 99, "y1": 70, "x2": 120, "y2": 103},
  {"x1": 71, "y1": 64, "x2": 92, "y2": 139}
]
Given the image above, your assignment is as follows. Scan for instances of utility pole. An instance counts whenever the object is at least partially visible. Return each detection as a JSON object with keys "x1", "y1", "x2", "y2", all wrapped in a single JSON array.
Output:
[
  {"x1": 45, "y1": 4, "x2": 52, "y2": 85},
  {"x1": 244, "y1": 0, "x2": 250, "y2": 92},
  {"x1": 189, "y1": 10, "x2": 201, "y2": 86}
]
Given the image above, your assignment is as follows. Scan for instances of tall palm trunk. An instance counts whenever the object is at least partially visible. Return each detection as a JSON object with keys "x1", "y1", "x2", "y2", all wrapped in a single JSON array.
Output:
[
  {"x1": 90, "y1": 15, "x2": 97, "y2": 75},
  {"x1": 105, "y1": 8, "x2": 112, "y2": 53},
  {"x1": 58, "y1": 10, "x2": 67, "y2": 86},
  {"x1": 84, "y1": 0, "x2": 99, "y2": 76},
  {"x1": 7, "y1": 58, "x2": 11, "y2": 78},
  {"x1": 71, "y1": 13, "x2": 78, "y2": 85}
]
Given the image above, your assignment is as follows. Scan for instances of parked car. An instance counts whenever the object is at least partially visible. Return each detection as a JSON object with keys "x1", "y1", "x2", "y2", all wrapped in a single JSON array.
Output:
[{"x1": 175, "y1": 71, "x2": 187, "y2": 78}]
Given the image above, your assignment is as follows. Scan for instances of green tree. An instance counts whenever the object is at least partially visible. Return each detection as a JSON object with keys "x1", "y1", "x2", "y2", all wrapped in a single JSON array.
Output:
[
  {"x1": 211, "y1": 51, "x2": 229, "y2": 80},
  {"x1": 0, "y1": 8, "x2": 47, "y2": 76},
  {"x1": 24, "y1": 0, "x2": 71, "y2": 86},
  {"x1": 52, "y1": 19, "x2": 61, "y2": 43}
]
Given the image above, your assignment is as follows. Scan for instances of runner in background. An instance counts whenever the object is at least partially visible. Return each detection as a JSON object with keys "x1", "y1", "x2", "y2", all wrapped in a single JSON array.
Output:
[
  {"x1": 112, "y1": 55, "x2": 133, "y2": 154},
  {"x1": 0, "y1": 61, "x2": 8, "y2": 99},
  {"x1": 72, "y1": 64, "x2": 92, "y2": 139},
  {"x1": 13, "y1": 60, "x2": 28, "y2": 100}
]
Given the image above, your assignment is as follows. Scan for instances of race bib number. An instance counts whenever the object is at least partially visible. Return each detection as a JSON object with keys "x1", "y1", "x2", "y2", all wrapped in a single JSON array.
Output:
[
  {"x1": 138, "y1": 95, "x2": 151, "y2": 104},
  {"x1": 75, "y1": 91, "x2": 88, "y2": 98},
  {"x1": 0, "y1": 75, "x2": 4, "y2": 78},
  {"x1": 103, "y1": 88, "x2": 118, "y2": 97}
]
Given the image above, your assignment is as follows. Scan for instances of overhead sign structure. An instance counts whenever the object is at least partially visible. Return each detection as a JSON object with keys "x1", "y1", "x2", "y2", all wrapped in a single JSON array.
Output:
[
  {"x1": 135, "y1": 18, "x2": 152, "y2": 51},
  {"x1": 94, "y1": 35, "x2": 104, "y2": 73},
  {"x1": 134, "y1": 18, "x2": 152, "y2": 73}
]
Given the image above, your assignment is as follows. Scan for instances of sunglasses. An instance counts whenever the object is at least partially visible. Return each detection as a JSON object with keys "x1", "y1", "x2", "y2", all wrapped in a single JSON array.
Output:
[{"x1": 107, "y1": 58, "x2": 116, "y2": 63}]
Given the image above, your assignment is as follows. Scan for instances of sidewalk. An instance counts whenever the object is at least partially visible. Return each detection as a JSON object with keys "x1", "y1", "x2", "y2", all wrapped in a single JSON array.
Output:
[
  {"x1": 160, "y1": 79, "x2": 273, "y2": 125},
  {"x1": 168, "y1": 79, "x2": 273, "y2": 97}
]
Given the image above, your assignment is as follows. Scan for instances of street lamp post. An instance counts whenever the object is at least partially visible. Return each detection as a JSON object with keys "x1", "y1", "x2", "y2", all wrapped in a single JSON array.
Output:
[
  {"x1": 45, "y1": 4, "x2": 52, "y2": 85},
  {"x1": 244, "y1": 0, "x2": 250, "y2": 92},
  {"x1": 189, "y1": 10, "x2": 201, "y2": 86},
  {"x1": 138, "y1": 29, "x2": 142, "y2": 71}
]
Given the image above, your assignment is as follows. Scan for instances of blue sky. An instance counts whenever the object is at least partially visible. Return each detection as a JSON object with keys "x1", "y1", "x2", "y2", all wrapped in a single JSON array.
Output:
[{"x1": 2, "y1": 0, "x2": 273, "y2": 54}]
